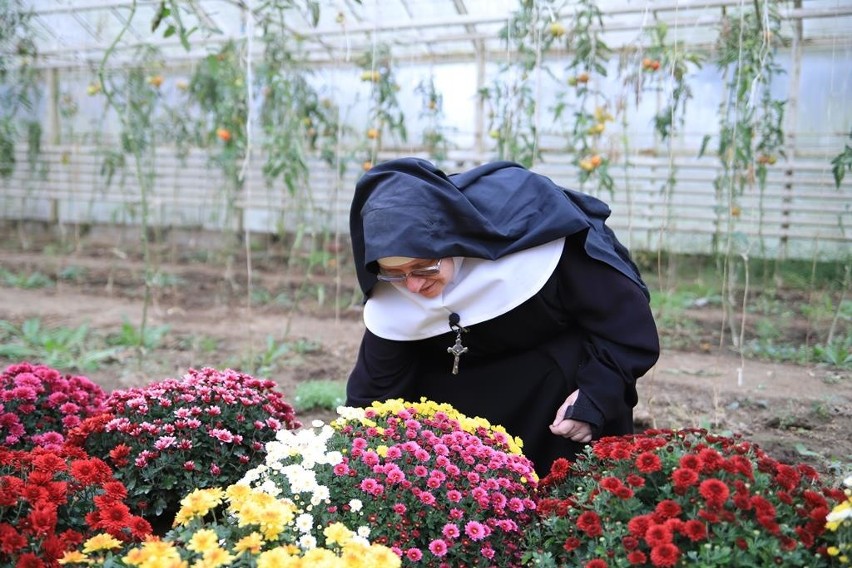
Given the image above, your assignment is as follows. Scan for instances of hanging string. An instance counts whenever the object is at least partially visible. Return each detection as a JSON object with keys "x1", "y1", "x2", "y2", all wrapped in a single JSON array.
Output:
[{"x1": 240, "y1": 0, "x2": 256, "y2": 344}]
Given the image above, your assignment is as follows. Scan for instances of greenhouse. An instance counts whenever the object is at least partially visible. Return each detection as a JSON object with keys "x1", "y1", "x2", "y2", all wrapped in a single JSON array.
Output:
[
  {"x1": 1, "y1": 2, "x2": 851, "y2": 566},
  {"x1": 2, "y1": 0, "x2": 850, "y2": 260}
]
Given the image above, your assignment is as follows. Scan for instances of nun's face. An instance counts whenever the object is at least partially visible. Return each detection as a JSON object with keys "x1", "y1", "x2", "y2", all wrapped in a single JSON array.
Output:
[{"x1": 377, "y1": 258, "x2": 454, "y2": 298}]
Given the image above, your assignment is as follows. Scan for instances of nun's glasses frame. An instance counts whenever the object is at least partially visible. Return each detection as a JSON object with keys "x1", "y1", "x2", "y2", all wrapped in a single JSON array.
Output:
[{"x1": 377, "y1": 258, "x2": 443, "y2": 282}]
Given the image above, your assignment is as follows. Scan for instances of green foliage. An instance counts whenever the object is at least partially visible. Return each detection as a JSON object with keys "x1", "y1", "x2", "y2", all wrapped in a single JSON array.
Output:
[
  {"x1": 230, "y1": 336, "x2": 320, "y2": 378},
  {"x1": 150, "y1": 0, "x2": 199, "y2": 51},
  {"x1": 106, "y1": 318, "x2": 171, "y2": 350},
  {"x1": 0, "y1": 0, "x2": 41, "y2": 179},
  {"x1": 831, "y1": 129, "x2": 852, "y2": 188},
  {"x1": 57, "y1": 265, "x2": 87, "y2": 282},
  {"x1": 0, "y1": 318, "x2": 119, "y2": 372},
  {"x1": 813, "y1": 338, "x2": 852, "y2": 369},
  {"x1": 292, "y1": 379, "x2": 346, "y2": 412},
  {"x1": 415, "y1": 77, "x2": 451, "y2": 163},
  {"x1": 357, "y1": 42, "x2": 408, "y2": 168},
  {"x1": 710, "y1": 2, "x2": 787, "y2": 250},
  {"x1": 0, "y1": 267, "x2": 53, "y2": 288}
]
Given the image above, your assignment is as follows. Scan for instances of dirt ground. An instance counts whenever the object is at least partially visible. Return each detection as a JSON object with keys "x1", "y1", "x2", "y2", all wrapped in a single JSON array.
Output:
[{"x1": 0, "y1": 227, "x2": 849, "y2": 483}]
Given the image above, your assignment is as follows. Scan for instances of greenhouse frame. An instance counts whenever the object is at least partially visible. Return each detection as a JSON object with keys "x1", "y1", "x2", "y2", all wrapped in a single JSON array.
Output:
[{"x1": 1, "y1": 0, "x2": 851, "y2": 261}]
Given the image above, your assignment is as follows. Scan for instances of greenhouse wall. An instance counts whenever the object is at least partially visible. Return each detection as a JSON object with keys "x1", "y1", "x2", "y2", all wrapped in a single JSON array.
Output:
[{"x1": 2, "y1": 145, "x2": 848, "y2": 260}]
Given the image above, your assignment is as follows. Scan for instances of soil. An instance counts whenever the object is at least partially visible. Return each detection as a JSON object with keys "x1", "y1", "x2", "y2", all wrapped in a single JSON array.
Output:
[{"x1": 0, "y1": 226, "x2": 849, "y2": 483}]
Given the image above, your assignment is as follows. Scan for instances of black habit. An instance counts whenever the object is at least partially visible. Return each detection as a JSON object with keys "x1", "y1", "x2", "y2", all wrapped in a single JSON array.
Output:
[{"x1": 347, "y1": 159, "x2": 660, "y2": 477}]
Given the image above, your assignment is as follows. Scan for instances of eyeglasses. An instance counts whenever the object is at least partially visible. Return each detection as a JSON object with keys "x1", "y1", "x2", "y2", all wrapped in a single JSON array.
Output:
[{"x1": 377, "y1": 258, "x2": 443, "y2": 282}]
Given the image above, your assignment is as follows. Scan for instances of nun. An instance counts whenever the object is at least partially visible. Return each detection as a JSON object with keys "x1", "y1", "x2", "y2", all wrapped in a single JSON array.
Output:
[{"x1": 346, "y1": 157, "x2": 660, "y2": 477}]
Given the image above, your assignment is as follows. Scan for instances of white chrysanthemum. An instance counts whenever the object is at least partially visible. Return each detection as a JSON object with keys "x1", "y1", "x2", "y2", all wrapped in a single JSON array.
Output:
[
  {"x1": 311, "y1": 419, "x2": 325, "y2": 428},
  {"x1": 310, "y1": 485, "x2": 330, "y2": 506},
  {"x1": 827, "y1": 504, "x2": 852, "y2": 524},
  {"x1": 295, "y1": 513, "x2": 314, "y2": 533},
  {"x1": 256, "y1": 479, "x2": 281, "y2": 497},
  {"x1": 325, "y1": 450, "x2": 344, "y2": 465},
  {"x1": 282, "y1": 464, "x2": 321, "y2": 494},
  {"x1": 299, "y1": 534, "x2": 317, "y2": 550},
  {"x1": 240, "y1": 462, "x2": 271, "y2": 484},
  {"x1": 349, "y1": 498, "x2": 363, "y2": 512},
  {"x1": 336, "y1": 405, "x2": 365, "y2": 421},
  {"x1": 357, "y1": 525, "x2": 371, "y2": 538}
]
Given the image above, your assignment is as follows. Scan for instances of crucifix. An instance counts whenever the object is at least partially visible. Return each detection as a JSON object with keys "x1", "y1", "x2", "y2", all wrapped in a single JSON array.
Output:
[
  {"x1": 447, "y1": 335, "x2": 468, "y2": 375},
  {"x1": 447, "y1": 312, "x2": 468, "y2": 375}
]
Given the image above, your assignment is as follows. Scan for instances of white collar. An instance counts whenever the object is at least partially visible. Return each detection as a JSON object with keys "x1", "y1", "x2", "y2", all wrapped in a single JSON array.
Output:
[{"x1": 363, "y1": 237, "x2": 565, "y2": 340}]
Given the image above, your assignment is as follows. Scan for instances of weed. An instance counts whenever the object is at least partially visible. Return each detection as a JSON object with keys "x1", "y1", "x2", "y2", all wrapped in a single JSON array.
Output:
[
  {"x1": 0, "y1": 318, "x2": 119, "y2": 371},
  {"x1": 0, "y1": 267, "x2": 53, "y2": 289},
  {"x1": 106, "y1": 318, "x2": 171, "y2": 350},
  {"x1": 178, "y1": 335, "x2": 220, "y2": 353},
  {"x1": 292, "y1": 379, "x2": 346, "y2": 413},
  {"x1": 57, "y1": 265, "x2": 86, "y2": 281},
  {"x1": 148, "y1": 271, "x2": 185, "y2": 288},
  {"x1": 231, "y1": 336, "x2": 294, "y2": 377},
  {"x1": 813, "y1": 338, "x2": 852, "y2": 369}
]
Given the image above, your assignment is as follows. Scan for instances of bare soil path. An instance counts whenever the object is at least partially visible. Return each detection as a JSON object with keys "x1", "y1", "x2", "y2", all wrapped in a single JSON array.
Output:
[{"x1": 0, "y1": 244, "x2": 849, "y2": 481}]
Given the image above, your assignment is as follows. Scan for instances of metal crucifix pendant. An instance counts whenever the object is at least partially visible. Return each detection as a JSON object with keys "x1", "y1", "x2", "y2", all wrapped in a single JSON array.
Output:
[{"x1": 447, "y1": 332, "x2": 468, "y2": 375}]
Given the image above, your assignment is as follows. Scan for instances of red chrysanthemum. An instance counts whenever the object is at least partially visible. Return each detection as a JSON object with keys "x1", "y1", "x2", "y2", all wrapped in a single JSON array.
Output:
[
  {"x1": 600, "y1": 476, "x2": 623, "y2": 492},
  {"x1": 577, "y1": 511, "x2": 603, "y2": 537},
  {"x1": 654, "y1": 499, "x2": 682, "y2": 520},
  {"x1": 627, "y1": 514, "x2": 653, "y2": 537},
  {"x1": 563, "y1": 536, "x2": 582, "y2": 552},
  {"x1": 671, "y1": 467, "x2": 699, "y2": 489},
  {"x1": 644, "y1": 523, "x2": 673, "y2": 547},
  {"x1": 677, "y1": 453, "x2": 702, "y2": 471},
  {"x1": 70, "y1": 457, "x2": 112, "y2": 486},
  {"x1": 649, "y1": 542, "x2": 680, "y2": 567},
  {"x1": 635, "y1": 452, "x2": 662, "y2": 473},
  {"x1": 698, "y1": 478, "x2": 730, "y2": 507},
  {"x1": 682, "y1": 519, "x2": 707, "y2": 542}
]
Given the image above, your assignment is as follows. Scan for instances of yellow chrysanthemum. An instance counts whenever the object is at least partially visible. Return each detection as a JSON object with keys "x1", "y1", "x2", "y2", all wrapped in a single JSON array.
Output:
[
  {"x1": 179, "y1": 487, "x2": 226, "y2": 520},
  {"x1": 375, "y1": 444, "x2": 388, "y2": 457},
  {"x1": 58, "y1": 551, "x2": 89, "y2": 564},
  {"x1": 226, "y1": 483, "x2": 252, "y2": 502},
  {"x1": 187, "y1": 528, "x2": 219, "y2": 554},
  {"x1": 340, "y1": 541, "x2": 383, "y2": 568},
  {"x1": 256, "y1": 547, "x2": 296, "y2": 568},
  {"x1": 323, "y1": 522, "x2": 353, "y2": 546},
  {"x1": 82, "y1": 533, "x2": 123, "y2": 553},
  {"x1": 349, "y1": 398, "x2": 526, "y2": 456},
  {"x1": 200, "y1": 546, "x2": 235, "y2": 568},
  {"x1": 122, "y1": 538, "x2": 186, "y2": 567},
  {"x1": 363, "y1": 543, "x2": 403, "y2": 567},
  {"x1": 300, "y1": 547, "x2": 339, "y2": 566},
  {"x1": 234, "y1": 531, "x2": 265, "y2": 555}
]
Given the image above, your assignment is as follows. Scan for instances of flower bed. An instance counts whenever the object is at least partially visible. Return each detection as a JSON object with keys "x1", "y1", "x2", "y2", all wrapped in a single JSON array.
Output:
[
  {"x1": 63, "y1": 483, "x2": 402, "y2": 567},
  {"x1": 66, "y1": 367, "x2": 301, "y2": 520},
  {"x1": 0, "y1": 445, "x2": 150, "y2": 566},
  {"x1": 527, "y1": 428, "x2": 847, "y2": 567},
  {"x1": 0, "y1": 362, "x2": 106, "y2": 450},
  {"x1": 0, "y1": 362, "x2": 848, "y2": 567},
  {"x1": 240, "y1": 399, "x2": 539, "y2": 567}
]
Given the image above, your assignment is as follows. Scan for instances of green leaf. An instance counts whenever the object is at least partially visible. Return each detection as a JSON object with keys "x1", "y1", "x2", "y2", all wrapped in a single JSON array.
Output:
[
  {"x1": 151, "y1": 1, "x2": 170, "y2": 32},
  {"x1": 698, "y1": 134, "x2": 711, "y2": 158}
]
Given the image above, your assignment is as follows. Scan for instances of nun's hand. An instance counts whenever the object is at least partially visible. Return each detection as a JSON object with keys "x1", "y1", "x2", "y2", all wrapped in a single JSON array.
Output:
[{"x1": 549, "y1": 389, "x2": 593, "y2": 443}]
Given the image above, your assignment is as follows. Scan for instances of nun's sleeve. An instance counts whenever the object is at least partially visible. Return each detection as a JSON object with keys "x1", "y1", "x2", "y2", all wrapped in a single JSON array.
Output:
[
  {"x1": 346, "y1": 329, "x2": 419, "y2": 406},
  {"x1": 557, "y1": 234, "x2": 660, "y2": 433}
]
